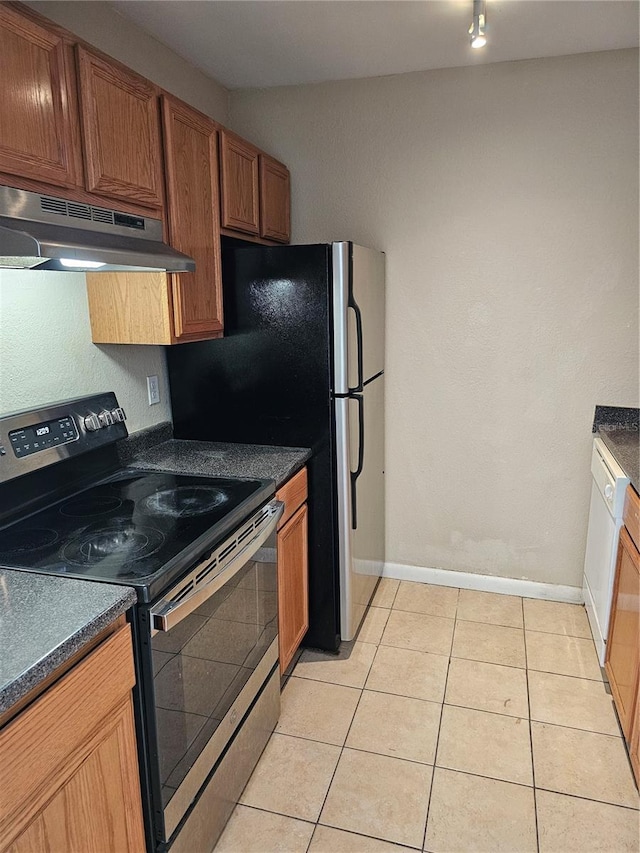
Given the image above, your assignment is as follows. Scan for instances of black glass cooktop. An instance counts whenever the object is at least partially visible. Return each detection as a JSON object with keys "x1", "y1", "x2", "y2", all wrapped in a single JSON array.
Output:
[{"x1": 0, "y1": 470, "x2": 274, "y2": 602}]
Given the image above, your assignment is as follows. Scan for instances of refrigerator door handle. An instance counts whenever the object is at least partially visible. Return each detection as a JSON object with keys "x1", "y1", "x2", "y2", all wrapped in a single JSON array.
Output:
[
  {"x1": 350, "y1": 393, "x2": 365, "y2": 529},
  {"x1": 348, "y1": 296, "x2": 364, "y2": 393}
]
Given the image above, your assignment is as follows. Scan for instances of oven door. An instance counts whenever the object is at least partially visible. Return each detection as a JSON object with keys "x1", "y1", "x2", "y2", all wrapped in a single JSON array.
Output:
[{"x1": 142, "y1": 500, "x2": 283, "y2": 846}]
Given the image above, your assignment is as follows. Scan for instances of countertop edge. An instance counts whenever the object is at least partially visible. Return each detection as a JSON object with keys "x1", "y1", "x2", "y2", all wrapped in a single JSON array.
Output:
[
  {"x1": 0, "y1": 579, "x2": 136, "y2": 717},
  {"x1": 128, "y1": 439, "x2": 312, "y2": 489},
  {"x1": 596, "y1": 428, "x2": 640, "y2": 495}
]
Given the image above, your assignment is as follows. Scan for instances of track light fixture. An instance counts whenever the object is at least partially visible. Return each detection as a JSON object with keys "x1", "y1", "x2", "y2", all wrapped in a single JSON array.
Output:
[{"x1": 469, "y1": 0, "x2": 487, "y2": 49}]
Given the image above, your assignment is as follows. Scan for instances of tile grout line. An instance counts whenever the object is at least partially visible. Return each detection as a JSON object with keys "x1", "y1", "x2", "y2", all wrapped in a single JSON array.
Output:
[
  {"x1": 228, "y1": 775, "x2": 640, "y2": 843},
  {"x1": 437, "y1": 700, "x2": 623, "y2": 739},
  {"x1": 304, "y1": 654, "x2": 374, "y2": 851},
  {"x1": 421, "y1": 587, "x2": 459, "y2": 851},
  {"x1": 234, "y1": 588, "x2": 636, "y2": 853},
  {"x1": 522, "y1": 596, "x2": 541, "y2": 853}
]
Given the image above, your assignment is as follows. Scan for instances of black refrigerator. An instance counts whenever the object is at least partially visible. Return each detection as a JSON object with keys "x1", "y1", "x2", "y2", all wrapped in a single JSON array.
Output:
[{"x1": 167, "y1": 242, "x2": 385, "y2": 652}]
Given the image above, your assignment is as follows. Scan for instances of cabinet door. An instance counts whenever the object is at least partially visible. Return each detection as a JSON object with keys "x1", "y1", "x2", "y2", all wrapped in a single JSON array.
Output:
[
  {"x1": 77, "y1": 46, "x2": 164, "y2": 209},
  {"x1": 260, "y1": 154, "x2": 290, "y2": 243},
  {"x1": 9, "y1": 698, "x2": 145, "y2": 853},
  {"x1": 162, "y1": 96, "x2": 223, "y2": 339},
  {"x1": 0, "y1": 5, "x2": 81, "y2": 188},
  {"x1": 0, "y1": 624, "x2": 145, "y2": 851},
  {"x1": 220, "y1": 130, "x2": 260, "y2": 234},
  {"x1": 605, "y1": 526, "x2": 640, "y2": 742},
  {"x1": 630, "y1": 681, "x2": 639, "y2": 787},
  {"x1": 277, "y1": 503, "x2": 309, "y2": 674}
]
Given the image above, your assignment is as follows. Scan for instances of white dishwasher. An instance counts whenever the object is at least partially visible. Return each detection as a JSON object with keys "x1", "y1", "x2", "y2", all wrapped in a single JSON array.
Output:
[{"x1": 583, "y1": 436, "x2": 630, "y2": 666}]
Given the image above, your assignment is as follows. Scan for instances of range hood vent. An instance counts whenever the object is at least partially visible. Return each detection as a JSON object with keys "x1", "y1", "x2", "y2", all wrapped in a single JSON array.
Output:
[{"x1": 0, "y1": 185, "x2": 195, "y2": 273}]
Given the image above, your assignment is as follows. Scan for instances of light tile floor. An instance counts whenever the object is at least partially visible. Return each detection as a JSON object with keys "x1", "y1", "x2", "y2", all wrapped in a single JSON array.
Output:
[{"x1": 215, "y1": 581, "x2": 640, "y2": 852}]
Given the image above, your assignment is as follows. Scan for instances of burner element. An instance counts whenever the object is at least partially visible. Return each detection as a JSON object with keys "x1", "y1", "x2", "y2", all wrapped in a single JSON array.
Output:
[
  {"x1": 0, "y1": 527, "x2": 59, "y2": 554},
  {"x1": 60, "y1": 495, "x2": 123, "y2": 518},
  {"x1": 63, "y1": 521, "x2": 165, "y2": 566},
  {"x1": 142, "y1": 486, "x2": 229, "y2": 518}
]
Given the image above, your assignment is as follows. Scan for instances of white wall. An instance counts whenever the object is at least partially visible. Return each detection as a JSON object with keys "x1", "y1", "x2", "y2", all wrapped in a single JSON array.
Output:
[
  {"x1": 26, "y1": 1, "x2": 229, "y2": 123},
  {"x1": 229, "y1": 49, "x2": 640, "y2": 588},
  {"x1": 0, "y1": 271, "x2": 172, "y2": 433},
  {"x1": 0, "y1": 3, "x2": 229, "y2": 433}
]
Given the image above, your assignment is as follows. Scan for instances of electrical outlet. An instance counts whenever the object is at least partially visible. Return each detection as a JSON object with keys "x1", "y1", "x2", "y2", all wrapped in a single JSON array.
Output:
[{"x1": 147, "y1": 375, "x2": 160, "y2": 406}]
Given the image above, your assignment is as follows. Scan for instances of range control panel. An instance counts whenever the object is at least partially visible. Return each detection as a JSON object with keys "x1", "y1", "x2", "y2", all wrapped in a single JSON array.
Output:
[
  {"x1": 9, "y1": 416, "x2": 78, "y2": 458},
  {"x1": 0, "y1": 392, "x2": 128, "y2": 484}
]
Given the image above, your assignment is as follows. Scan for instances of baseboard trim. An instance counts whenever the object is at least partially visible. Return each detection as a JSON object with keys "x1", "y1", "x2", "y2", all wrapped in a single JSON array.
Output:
[{"x1": 382, "y1": 562, "x2": 583, "y2": 604}]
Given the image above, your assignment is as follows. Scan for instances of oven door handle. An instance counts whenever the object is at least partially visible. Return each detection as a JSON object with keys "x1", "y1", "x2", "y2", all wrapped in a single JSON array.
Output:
[{"x1": 150, "y1": 500, "x2": 284, "y2": 633}]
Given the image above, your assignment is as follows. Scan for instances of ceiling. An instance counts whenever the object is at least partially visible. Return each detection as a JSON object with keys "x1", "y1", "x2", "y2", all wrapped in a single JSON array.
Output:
[{"x1": 111, "y1": 1, "x2": 639, "y2": 90}]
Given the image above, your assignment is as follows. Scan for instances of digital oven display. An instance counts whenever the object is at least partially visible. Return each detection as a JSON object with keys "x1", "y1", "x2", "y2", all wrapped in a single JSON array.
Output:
[{"x1": 9, "y1": 417, "x2": 78, "y2": 458}]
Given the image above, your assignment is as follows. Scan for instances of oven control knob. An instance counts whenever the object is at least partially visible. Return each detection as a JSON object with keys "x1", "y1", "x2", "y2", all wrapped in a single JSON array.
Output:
[
  {"x1": 98, "y1": 410, "x2": 114, "y2": 427},
  {"x1": 111, "y1": 407, "x2": 127, "y2": 423},
  {"x1": 84, "y1": 413, "x2": 101, "y2": 432}
]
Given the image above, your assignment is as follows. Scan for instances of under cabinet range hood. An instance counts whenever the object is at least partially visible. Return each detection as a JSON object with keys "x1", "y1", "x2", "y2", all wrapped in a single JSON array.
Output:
[{"x1": 0, "y1": 185, "x2": 195, "y2": 273}]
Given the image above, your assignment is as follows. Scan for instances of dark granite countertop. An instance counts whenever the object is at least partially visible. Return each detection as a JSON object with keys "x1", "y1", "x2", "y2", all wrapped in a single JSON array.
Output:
[
  {"x1": 129, "y1": 439, "x2": 311, "y2": 489},
  {"x1": 597, "y1": 428, "x2": 640, "y2": 494},
  {"x1": 0, "y1": 571, "x2": 136, "y2": 716}
]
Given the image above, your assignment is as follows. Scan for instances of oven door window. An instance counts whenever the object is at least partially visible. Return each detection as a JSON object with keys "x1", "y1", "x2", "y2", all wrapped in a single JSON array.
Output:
[{"x1": 149, "y1": 551, "x2": 277, "y2": 817}]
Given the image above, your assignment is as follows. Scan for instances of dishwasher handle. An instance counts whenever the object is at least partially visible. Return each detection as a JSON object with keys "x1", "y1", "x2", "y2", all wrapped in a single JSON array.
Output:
[{"x1": 150, "y1": 500, "x2": 284, "y2": 633}]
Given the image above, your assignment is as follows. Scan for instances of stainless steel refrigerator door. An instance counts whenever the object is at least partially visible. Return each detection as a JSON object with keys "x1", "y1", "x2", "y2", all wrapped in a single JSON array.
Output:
[
  {"x1": 332, "y1": 243, "x2": 385, "y2": 395},
  {"x1": 335, "y1": 374, "x2": 385, "y2": 641}
]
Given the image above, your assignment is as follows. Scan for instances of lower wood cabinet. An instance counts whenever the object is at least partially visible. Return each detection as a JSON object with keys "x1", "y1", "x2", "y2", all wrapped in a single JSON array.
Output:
[
  {"x1": 606, "y1": 485, "x2": 640, "y2": 787},
  {"x1": 631, "y1": 684, "x2": 640, "y2": 786},
  {"x1": 276, "y1": 467, "x2": 309, "y2": 674},
  {"x1": 0, "y1": 621, "x2": 145, "y2": 853}
]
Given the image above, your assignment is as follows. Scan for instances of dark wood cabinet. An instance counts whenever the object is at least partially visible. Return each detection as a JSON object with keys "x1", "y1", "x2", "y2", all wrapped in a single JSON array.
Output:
[
  {"x1": 220, "y1": 130, "x2": 260, "y2": 235},
  {"x1": 0, "y1": 4, "x2": 82, "y2": 189},
  {"x1": 162, "y1": 96, "x2": 223, "y2": 340},
  {"x1": 260, "y1": 154, "x2": 291, "y2": 243},
  {"x1": 76, "y1": 45, "x2": 164, "y2": 210},
  {"x1": 276, "y1": 468, "x2": 309, "y2": 674}
]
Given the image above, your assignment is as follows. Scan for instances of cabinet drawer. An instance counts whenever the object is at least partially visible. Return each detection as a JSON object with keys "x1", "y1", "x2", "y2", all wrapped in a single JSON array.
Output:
[
  {"x1": 0, "y1": 624, "x2": 136, "y2": 845},
  {"x1": 276, "y1": 467, "x2": 308, "y2": 530},
  {"x1": 624, "y1": 485, "x2": 640, "y2": 552}
]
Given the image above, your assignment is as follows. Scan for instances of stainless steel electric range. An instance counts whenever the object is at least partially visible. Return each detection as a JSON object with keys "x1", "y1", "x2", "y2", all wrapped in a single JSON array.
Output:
[{"x1": 0, "y1": 392, "x2": 283, "y2": 853}]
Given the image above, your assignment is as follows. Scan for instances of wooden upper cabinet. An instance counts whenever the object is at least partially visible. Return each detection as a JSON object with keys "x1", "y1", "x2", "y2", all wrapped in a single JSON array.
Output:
[
  {"x1": 260, "y1": 154, "x2": 290, "y2": 243},
  {"x1": 76, "y1": 45, "x2": 164, "y2": 209},
  {"x1": 220, "y1": 130, "x2": 260, "y2": 235},
  {"x1": 162, "y1": 96, "x2": 223, "y2": 339},
  {"x1": 86, "y1": 94, "x2": 225, "y2": 346},
  {"x1": 0, "y1": 4, "x2": 82, "y2": 188}
]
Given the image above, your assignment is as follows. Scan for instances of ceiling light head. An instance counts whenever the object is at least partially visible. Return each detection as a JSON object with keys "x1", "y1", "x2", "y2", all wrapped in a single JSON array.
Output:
[{"x1": 469, "y1": 0, "x2": 487, "y2": 49}]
